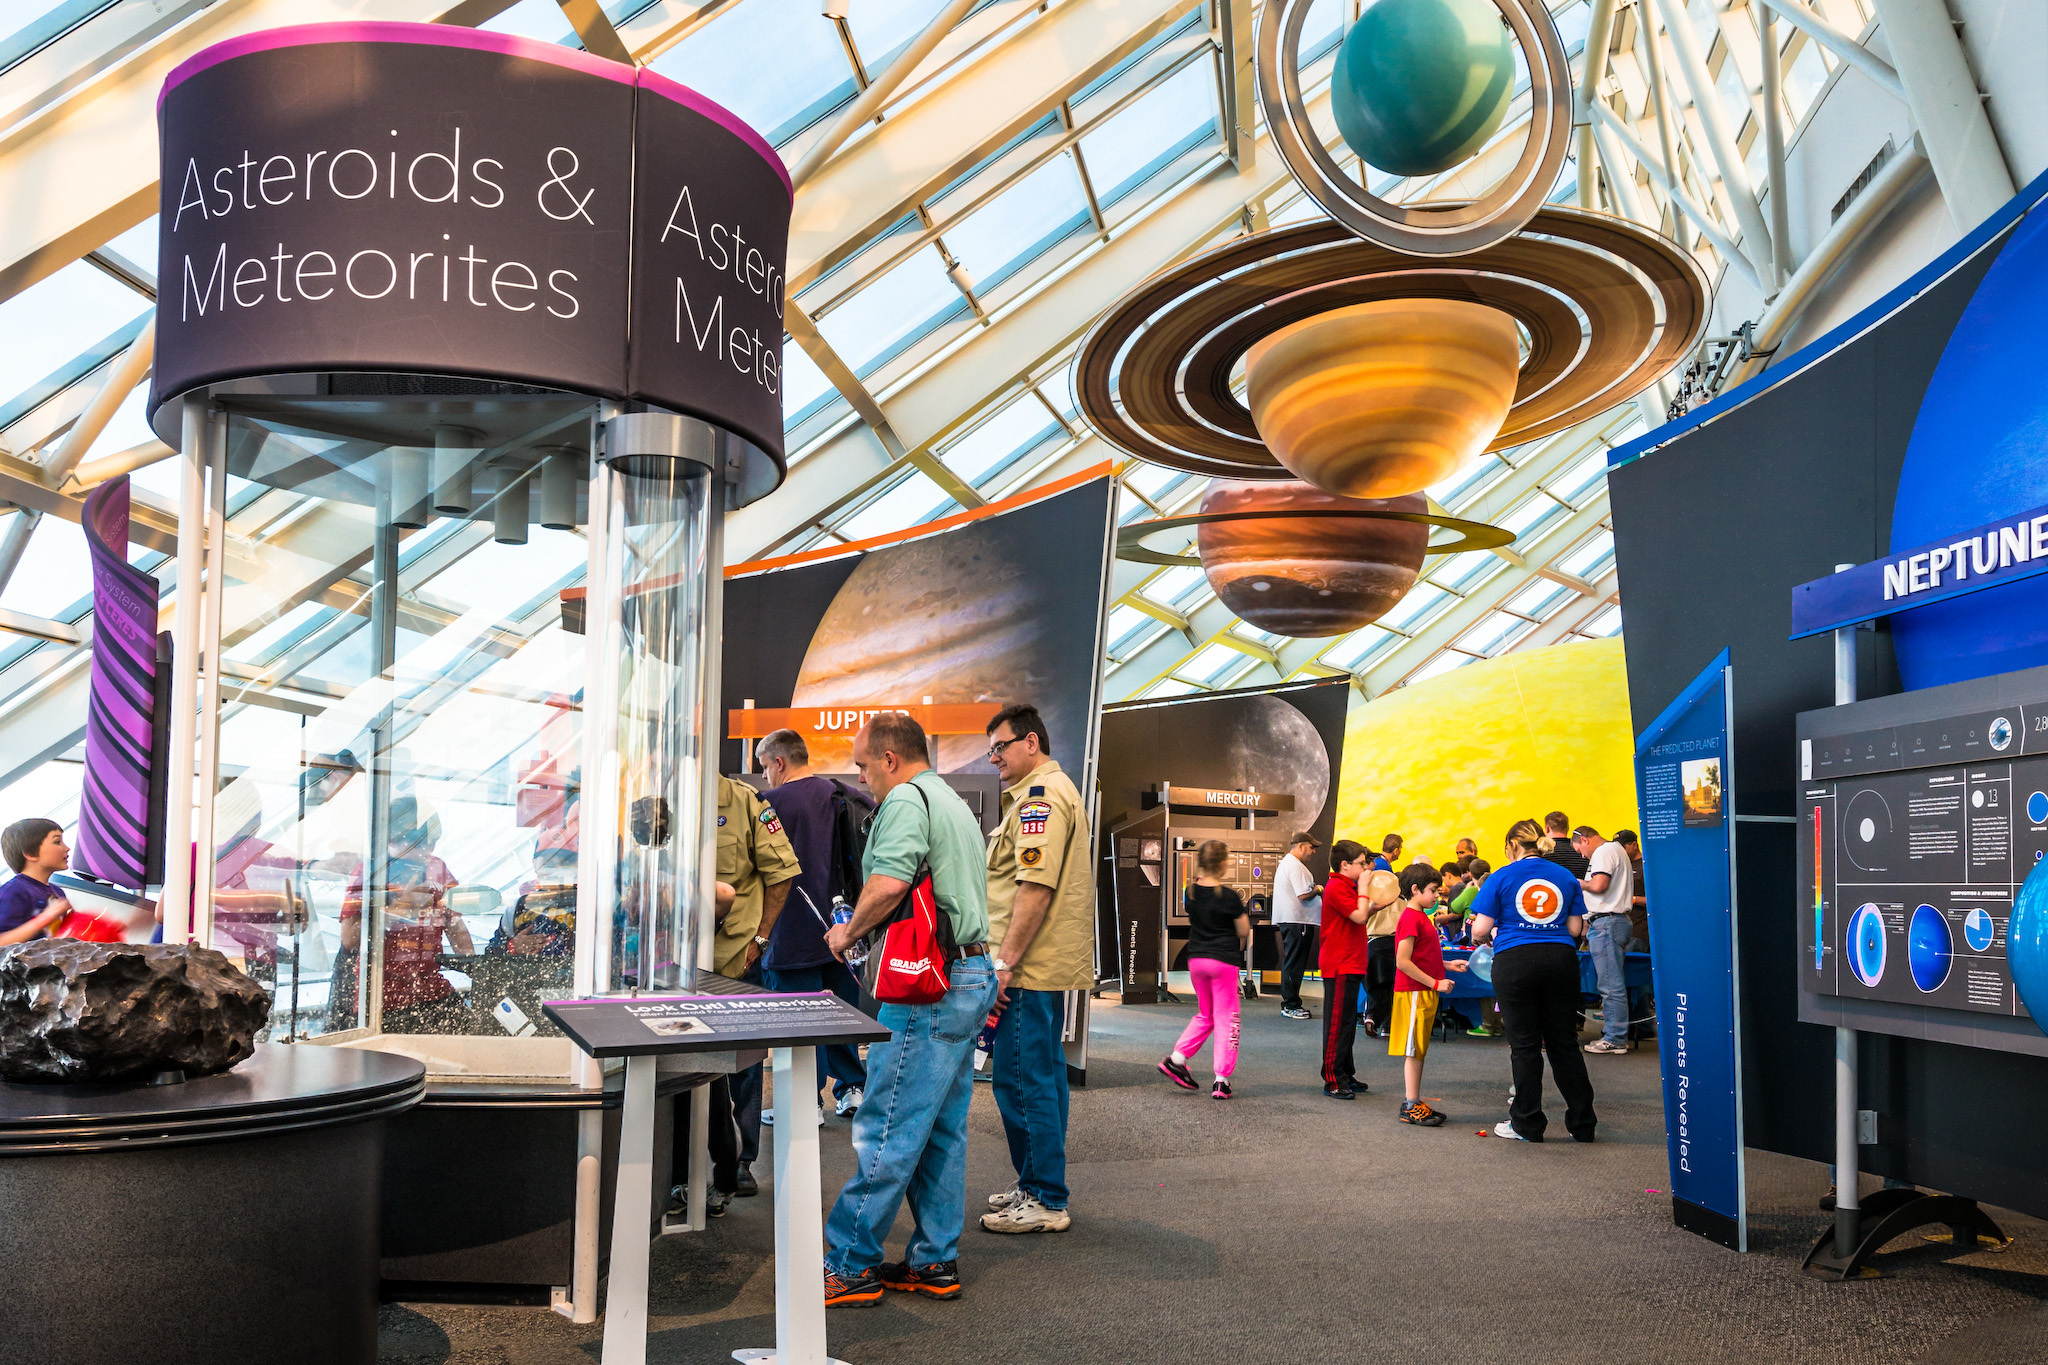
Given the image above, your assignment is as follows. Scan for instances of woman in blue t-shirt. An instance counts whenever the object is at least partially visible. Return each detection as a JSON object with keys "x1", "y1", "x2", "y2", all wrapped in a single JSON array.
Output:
[{"x1": 1468, "y1": 818, "x2": 1598, "y2": 1143}]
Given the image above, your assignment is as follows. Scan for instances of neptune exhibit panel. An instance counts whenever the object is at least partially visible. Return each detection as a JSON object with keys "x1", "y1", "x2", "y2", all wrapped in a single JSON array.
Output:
[{"x1": 1797, "y1": 666, "x2": 2048, "y2": 1054}]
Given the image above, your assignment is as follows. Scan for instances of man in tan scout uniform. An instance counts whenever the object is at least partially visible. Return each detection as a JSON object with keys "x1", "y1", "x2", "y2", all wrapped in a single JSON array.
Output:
[
  {"x1": 678, "y1": 776, "x2": 801, "y2": 1214},
  {"x1": 979, "y1": 702, "x2": 1092, "y2": 1235}
]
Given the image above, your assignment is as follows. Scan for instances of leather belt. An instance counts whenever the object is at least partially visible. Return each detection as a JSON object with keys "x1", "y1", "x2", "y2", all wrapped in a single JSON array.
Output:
[{"x1": 950, "y1": 942, "x2": 988, "y2": 961}]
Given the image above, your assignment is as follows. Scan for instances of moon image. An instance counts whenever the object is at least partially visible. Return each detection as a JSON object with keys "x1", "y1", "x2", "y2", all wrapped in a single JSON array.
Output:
[
  {"x1": 1908, "y1": 903, "x2": 1953, "y2": 993},
  {"x1": 1213, "y1": 693, "x2": 1333, "y2": 831},
  {"x1": 1842, "y1": 789, "x2": 1892, "y2": 872},
  {"x1": 791, "y1": 523, "x2": 1081, "y2": 772},
  {"x1": 1973, "y1": 790, "x2": 1985, "y2": 808},
  {"x1": 1848, "y1": 903, "x2": 1887, "y2": 988}
]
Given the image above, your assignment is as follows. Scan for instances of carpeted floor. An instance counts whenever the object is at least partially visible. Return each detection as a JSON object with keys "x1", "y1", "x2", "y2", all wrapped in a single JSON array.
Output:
[{"x1": 380, "y1": 992, "x2": 2048, "y2": 1364}]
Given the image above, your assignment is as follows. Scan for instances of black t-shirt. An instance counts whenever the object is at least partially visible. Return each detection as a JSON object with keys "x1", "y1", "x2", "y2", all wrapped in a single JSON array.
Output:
[
  {"x1": 1185, "y1": 883, "x2": 1247, "y2": 967},
  {"x1": 761, "y1": 775, "x2": 870, "y2": 971},
  {"x1": 1542, "y1": 842, "x2": 1589, "y2": 879}
]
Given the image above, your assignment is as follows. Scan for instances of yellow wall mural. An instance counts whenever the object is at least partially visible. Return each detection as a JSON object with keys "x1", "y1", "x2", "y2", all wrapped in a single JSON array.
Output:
[{"x1": 1335, "y1": 637, "x2": 1638, "y2": 865}]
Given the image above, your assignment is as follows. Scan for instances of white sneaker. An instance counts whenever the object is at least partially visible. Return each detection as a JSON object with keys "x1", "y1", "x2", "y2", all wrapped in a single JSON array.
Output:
[
  {"x1": 979, "y1": 1194, "x2": 1071, "y2": 1234},
  {"x1": 987, "y1": 1186, "x2": 1025, "y2": 1212},
  {"x1": 1584, "y1": 1038, "x2": 1631, "y2": 1055},
  {"x1": 760, "y1": 1109, "x2": 825, "y2": 1128},
  {"x1": 834, "y1": 1086, "x2": 864, "y2": 1117},
  {"x1": 1493, "y1": 1120, "x2": 1530, "y2": 1141}
]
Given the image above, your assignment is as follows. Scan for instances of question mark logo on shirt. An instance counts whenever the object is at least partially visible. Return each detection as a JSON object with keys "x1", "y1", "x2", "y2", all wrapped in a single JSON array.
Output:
[{"x1": 1517, "y1": 881, "x2": 1562, "y2": 924}]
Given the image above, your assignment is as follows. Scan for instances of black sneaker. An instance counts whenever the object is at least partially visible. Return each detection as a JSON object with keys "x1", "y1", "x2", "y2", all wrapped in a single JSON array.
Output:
[
  {"x1": 1157, "y1": 1056, "x2": 1198, "y2": 1090},
  {"x1": 878, "y1": 1259, "x2": 962, "y2": 1299},
  {"x1": 1819, "y1": 1186, "x2": 1837, "y2": 1212},
  {"x1": 707, "y1": 1188, "x2": 732, "y2": 1218},
  {"x1": 1324, "y1": 1084, "x2": 1356, "y2": 1100},
  {"x1": 1400, "y1": 1100, "x2": 1447, "y2": 1127},
  {"x1": 1280, "y1": 1005, "x2": 1312, "y2": 1020},
  {"x1": 735, "y1": 1161, "x2": 759, "y2": 1197},
  {"x1": 825, "y1": 1265, "x2": 885, "y2": 1309},
  {"x1": 1211, "y1": 1078, "x2": 1232, "y2": 1100},
  {"x1": 1362, "y1": 1020, "x2": 1384, "y2": 1038}
]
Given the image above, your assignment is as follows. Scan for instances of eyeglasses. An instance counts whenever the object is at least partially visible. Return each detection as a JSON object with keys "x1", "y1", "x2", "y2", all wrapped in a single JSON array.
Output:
[{"x1": 986, "y1": 735, "x2": 1024, "y2": 761}]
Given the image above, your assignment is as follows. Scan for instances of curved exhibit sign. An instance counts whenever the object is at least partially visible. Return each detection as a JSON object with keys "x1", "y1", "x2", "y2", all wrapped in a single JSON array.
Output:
[{"x1": 150, "y1": 22, "x2": 792, "y2": 466}]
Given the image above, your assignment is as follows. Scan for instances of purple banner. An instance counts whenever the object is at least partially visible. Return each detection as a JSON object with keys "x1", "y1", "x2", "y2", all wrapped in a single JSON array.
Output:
[{"x1": 75, "y1": 477, "x2": 164, "y2": 891}]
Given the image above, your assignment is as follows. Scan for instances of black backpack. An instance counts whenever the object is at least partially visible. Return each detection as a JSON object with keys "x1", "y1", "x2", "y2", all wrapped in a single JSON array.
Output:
[{"x1": 826, "y1": 779, "x2": 875, "y2": 902}]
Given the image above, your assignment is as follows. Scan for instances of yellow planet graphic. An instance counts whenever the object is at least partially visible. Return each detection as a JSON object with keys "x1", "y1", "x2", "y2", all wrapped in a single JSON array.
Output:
[{"x1": 1335, "y1": 637, "x2": 1638, "y2": 864}]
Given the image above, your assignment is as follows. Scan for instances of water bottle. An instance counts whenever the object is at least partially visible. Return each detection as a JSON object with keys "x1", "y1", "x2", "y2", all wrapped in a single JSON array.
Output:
[
  {"x1": 831, "y1": 895, "x2": 866, "y2": 966},
  {"x1": 973, "y1": 1010, "x2": 1000, "y2": 1072}
]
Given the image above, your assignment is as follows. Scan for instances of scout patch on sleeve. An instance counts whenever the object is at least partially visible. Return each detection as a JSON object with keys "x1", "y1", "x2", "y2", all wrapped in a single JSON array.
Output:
[
  {"x1": 1017, "y1": 799, "x2": 1053, "y2": 836},
  {"x1": 1021, "y1": 847, "x2": 1043, "y2": 866},
  {"x1": 717, "y1": 815, "x2": 727, "y2": 827},
  {"x1": 759, "y1": 808, "x2": 783, "y2": 835}
]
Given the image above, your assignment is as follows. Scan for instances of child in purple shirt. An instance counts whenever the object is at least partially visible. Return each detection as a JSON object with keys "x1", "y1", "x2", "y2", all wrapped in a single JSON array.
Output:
[{"x1": 0, "y1": 817, "x2": 72, "y2": 946}]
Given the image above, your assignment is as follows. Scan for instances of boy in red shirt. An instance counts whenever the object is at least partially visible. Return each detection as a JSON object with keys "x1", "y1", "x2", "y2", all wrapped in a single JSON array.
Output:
[
  {"x1": 1390, "y1": 863, "x2": 1469, "y2": 1126},
  {"x1": 1318, "y1": 840, "x2": 1374, "y2": 1099}
]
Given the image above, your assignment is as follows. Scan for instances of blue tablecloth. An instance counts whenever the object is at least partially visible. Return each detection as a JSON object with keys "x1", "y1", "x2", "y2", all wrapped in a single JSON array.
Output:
[{"x1": 1436, "y1": 946, "x2": 1653, "y2": 1001}]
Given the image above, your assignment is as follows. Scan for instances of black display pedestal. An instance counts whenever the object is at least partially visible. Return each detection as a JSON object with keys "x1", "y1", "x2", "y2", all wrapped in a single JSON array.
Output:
[{"x1": 0, "y1": 1043, "x2": 424, "y2": 1365}]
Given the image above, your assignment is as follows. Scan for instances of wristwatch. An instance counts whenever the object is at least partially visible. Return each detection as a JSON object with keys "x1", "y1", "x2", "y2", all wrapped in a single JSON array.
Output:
[
  {"x1": 753, "y1": 934, "x2": 770, "y2": 948},
  {"x1": 991, "y1": 956, "x2": 1011, "y2": 973}
]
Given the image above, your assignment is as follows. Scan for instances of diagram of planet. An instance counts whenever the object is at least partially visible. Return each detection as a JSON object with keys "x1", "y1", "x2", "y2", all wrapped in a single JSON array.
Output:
[
  {"x1": 1195, "y1": 479, "x2": 1428, "y2": 637},
  {"x1": 1964, "y1": 906, "x2": 1997, "y2": 953},
  {"x1": 1991, "y1": 716, "x2": 2014, "y2": 750},
  {"x1": 2029, "y1": 790, "x2": 2048, "y2": 824},
  {"x1": 2009, "y1": 857, "x2": 2048, "y2": 1033},
  {"x1": 1848, "y1": 903, "x2": 1887, "y2": 988},
  {"x1": 1842, "y1": 789, "x2": 1892, "y2": 872},
  {"x1": 1908, "y1": 903, "x2": 1952, "y2": 993},
  {"x1": 790, "y1": 519, "x2": 1083, "y2": 772}
]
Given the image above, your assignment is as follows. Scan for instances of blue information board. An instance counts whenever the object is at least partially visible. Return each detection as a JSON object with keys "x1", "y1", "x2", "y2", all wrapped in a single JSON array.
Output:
[{"x1": 1635, "y1": 649, "x2": 1747, "y2": 1251}]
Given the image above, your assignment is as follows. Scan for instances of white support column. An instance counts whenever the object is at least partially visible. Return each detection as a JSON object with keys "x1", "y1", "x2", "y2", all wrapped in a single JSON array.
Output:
[
  {"x1": 733, "y1": 1045, "x2": 842, "y2": 1365},
  {"x1": 1868, "y1": 0, "x2": 2014, "y2": 233},
  {"x1": 1831, "y1": 562, "x2": 1860, "y2": 1260},
  {"x1": 1651, "y1": 0, "x2": 1780, "y2": 291},
  {"x1": 1575, "y1": 0, "x2": 1621, "y2": 210},
  {"x1": 602, "y1": 1054, "x2": 659, "y2": 1365},
  {"x1": 159, "y1": 393, "x2": 208, "y2": 944},
  {"x1": 1755, "y1": 0, "x2": 1794, "y2": 279},
  {"x1": 189, "y1": 412, "x2": 228, "y2": 951},
  {"x1": 569, "y1": 1108, "x2": 603, "y2": 1324}
]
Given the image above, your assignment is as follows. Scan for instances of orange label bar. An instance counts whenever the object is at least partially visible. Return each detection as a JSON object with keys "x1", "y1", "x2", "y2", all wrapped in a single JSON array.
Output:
[{"x1": 728, "y1": 703, "x2": 1002, "y2": 740}]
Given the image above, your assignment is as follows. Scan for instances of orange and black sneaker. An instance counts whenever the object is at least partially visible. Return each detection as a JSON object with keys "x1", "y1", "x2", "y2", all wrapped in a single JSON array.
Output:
[
  {"x1": 878, "y1": 1259, "x2": 962, "y2": 1299},
  {"x1": 824, "y1": 1265, "x2": 885, "y2": 1309},
  {"x1": 1399, "y1": 1099, "x2": 1448, "y2": 1127}
]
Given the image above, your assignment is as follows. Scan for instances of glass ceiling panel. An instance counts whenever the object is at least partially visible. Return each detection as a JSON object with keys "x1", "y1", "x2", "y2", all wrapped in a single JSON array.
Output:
[
  {"x1": 0, "y1": 259, "x2": 150, "y2": 416},
  {"x1": 1077, "y1": 58, "x2": 1218, "y2": 207},
  {"x1": 1559, "y1": 529, "x2": 1616, "y2": 577},
  {"x1": 102, "y1": 217, "x2": 159, "y2": 273},
  {"x1": 1179, "y1": 641, "x2": 1245, "y2": 684},
  {"x1": 1581, "y1": 603, "x2": 1623, "y2": 636},
  {"x1": 1144, "y1": 676, "x2": 1200, "y2": 698},
  {"x1": 1549, "y1": 449, "x2": 1610, "y2": 504},
  {"x1": 812, "y1": 246, "x2": 963, "y2": 375},
  {"x1": 1141, "y1": 564, "x2": 1207, "y2": 606},
  {"x1": 0, "y1": 514, "x2": 90, "y2": 616},
  {"x1": 2, "y1": 1, "x2": 116, "y2": 70},
  {"x1": 1320, "y1": 626, "x2": 1393, "y2": 670},
  {"x1": 1459, "y1": 611, "x2": 1530, "y2": 656},
  {"x1": 1506, "y1": 579, "x2": 1573, "y2": 619},
  {"x1": 653, "y1": 0, "x2": 855, "y2": 146},
  {"x1": 834, "y1": 472, "x2": 952, "y2": 541},
  {"x1": 1105, "y1": 604, "x2": 1153, "y2": 653},
  {"x1": 848, "y1": 0, "x2": 952, "y2": 66},
  {"x1": 1377, "y1": 583, "x2": 1448, "y2": 632},
  {"x1": 1407, "y1": 651, "x2": 1472, "y2": 684},
  {"x1": 941, "y1": 157, "x2": 1091, "y2": 292},
  {"x1": 939, "y1": 395, "x2": 1060, "y2": 485},
  {"x1": 479, "y1": 0, "x2": 575, "y2": 44},
  {"x1": 781, "y1": 340, "x2": 834, "y2": 419}
]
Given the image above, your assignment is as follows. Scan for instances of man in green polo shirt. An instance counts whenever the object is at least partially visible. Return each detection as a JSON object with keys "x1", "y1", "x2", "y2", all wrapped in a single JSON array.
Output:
[{"x1": 818, "y1": 712, "x2": 996, "y2": 1308}]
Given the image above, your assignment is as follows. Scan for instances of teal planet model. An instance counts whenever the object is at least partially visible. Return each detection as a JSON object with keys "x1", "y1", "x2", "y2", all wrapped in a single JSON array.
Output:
[
  {"x1": 1908, "y1": 903, "x2": 1952, "y2": 992},
  {"x1": 2010, "y1": 857, "x2": 2048, "y2": 1031},
  {"x1": 1329, "y1": 0, "x2": 1515, "y2": 177}
]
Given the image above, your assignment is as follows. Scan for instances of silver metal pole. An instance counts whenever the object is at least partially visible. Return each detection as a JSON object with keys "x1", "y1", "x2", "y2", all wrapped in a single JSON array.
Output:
[
  {"x1": 1756, "y1": 0, "x2": 1795, "y2": 281},
  {"x1": 160, "y1": 395, "x2": 208, "y2": 944},
  {"x1": 189, "y1": 414, "x2": 228, "y2": 952},
  {"x1": 1831, "y1": 562, "x2": 1859, "y2": 1259},
  {"x1": 362, "y1": 469, "x2": 400, "y2": 1034}
]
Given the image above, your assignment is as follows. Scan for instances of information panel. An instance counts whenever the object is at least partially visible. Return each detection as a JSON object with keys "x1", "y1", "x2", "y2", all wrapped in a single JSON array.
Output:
[
  {"x1": 1795, "y1": 660, "x2": 2048, "y2": 1056},
  {"x1": 1635, "y1": 649, "x2": 1745, "y2": 1252}
]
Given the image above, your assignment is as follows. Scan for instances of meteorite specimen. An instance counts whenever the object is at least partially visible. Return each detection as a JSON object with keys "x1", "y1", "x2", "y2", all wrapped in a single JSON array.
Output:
[{"x1": 0, "y1": 941, "x2": 270, "y2": 1083}]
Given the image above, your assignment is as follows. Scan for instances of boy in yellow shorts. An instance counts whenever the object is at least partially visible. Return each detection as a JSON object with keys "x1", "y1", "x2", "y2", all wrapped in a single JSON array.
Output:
[{"x1": 1390, "y1": 864, "x2": 1469, "y2": 1126}]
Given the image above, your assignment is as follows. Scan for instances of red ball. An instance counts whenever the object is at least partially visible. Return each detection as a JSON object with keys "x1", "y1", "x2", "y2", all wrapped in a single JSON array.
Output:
[{"x1": 1195, "y1": 480, "x2": 1429, "y2": 638}]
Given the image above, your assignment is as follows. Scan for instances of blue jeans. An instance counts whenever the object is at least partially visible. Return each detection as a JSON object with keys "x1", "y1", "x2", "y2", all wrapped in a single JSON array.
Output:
[
  {"x1": 825, "y1": 958, "x2": 995, "y2": 1274},
  {"x1": 762, "y1": 960, "x2": 869, "y2": 1098},
  {"x1": 992, "y1": 988, "x2": 1070, "y2": 1210},
  {"x1": 1587, "y1": 915, "x2": 1631, "y2": 1044}
]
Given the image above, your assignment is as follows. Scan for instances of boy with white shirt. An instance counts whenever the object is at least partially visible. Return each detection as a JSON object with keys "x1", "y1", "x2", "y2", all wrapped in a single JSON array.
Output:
[
  {"x1": 1271, "y1": 834, "x2": 1322, "y2": 1019},
  {"x1": 1572, "y1": 826, "x2": 1635, "y2": 1054}
]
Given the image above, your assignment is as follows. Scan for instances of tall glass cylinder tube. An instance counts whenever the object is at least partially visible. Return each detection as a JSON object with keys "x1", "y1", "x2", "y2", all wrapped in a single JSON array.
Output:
[{"x1": 606, "y1": 457, "x2": 715, "y2": 991}]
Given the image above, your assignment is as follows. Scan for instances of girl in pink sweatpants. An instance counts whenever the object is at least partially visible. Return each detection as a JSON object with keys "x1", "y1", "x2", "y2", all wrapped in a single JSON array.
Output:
[{"x1": 1157, "y1": 840, "x2": 1253, "y2": 1099}]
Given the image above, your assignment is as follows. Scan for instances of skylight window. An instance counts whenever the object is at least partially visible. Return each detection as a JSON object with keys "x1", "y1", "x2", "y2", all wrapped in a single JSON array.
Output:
[
  {"x1": 652, "y1": 0, "x2": 854, "y2": 146},
  {"x1": 1076, "y1": 58, "x2": 1218, "y2": 208}
]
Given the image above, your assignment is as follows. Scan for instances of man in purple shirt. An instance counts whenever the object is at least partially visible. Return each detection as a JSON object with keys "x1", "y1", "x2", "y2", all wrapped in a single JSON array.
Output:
[{"x1": 756, "y1": 729, "x2": 871, "y2": 1116}]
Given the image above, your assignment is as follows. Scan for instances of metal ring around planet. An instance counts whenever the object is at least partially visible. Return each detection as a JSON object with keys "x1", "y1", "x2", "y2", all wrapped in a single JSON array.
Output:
[
  {"x1": 1117, "y1": 508, "x2": 1516, "y2": 567},
  {"x1": 1256, "y1": 0, "x2": 1573, "y2": 256},
  {"x1": 1074, "y1": 210, "x2": 1712, "y2": 482}
]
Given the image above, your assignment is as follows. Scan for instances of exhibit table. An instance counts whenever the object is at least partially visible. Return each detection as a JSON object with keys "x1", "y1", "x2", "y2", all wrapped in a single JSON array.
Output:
[
  {"x1": 546, "y1": 974, "x2": 890, "y2": 1365},
  {"x1": 0, "y1": 1042, "x2": 425, "y2": 1365}
]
